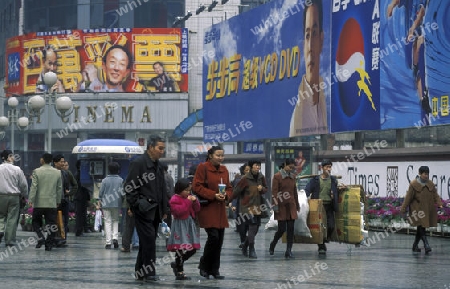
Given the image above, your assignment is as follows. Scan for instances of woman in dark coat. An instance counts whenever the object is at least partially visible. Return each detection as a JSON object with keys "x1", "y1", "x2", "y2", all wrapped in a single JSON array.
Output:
[
  {"x1": 401, "y1": 166, "x2": 442, "y2": 254},
  {"x1": 269, "y1": 158, "x2": 299, "y2": 258}
]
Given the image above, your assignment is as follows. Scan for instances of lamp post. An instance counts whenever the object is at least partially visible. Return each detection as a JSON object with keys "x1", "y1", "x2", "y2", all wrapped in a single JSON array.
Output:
[
  {"x1": 0, "y1": 97, "x2": 30, "y2": 153},
  {"x1": 26, "y1": 71, "x2": 74, "y2": 153}
]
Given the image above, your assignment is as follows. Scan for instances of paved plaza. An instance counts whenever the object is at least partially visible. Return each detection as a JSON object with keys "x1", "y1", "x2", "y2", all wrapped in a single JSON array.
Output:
[{"x1": 1, "y1": 220, "x2": 450, "y2": 289}]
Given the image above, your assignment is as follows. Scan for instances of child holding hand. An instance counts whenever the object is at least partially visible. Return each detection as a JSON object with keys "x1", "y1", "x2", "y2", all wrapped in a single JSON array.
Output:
[{"x1": 167, "y1": 178, "x2": 201, "y2": 280}]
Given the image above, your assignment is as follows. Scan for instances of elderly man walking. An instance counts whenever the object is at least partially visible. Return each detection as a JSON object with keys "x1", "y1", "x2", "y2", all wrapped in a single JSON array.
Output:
[{"x1": 0, "y1": 150, "x2": 28, "y2": 246}]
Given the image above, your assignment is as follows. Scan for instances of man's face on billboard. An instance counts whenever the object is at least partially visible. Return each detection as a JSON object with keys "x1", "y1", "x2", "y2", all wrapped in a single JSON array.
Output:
[
  {"x1": 103, "y1": 48, "x2": 130, "y2": 87},
  {"x1": 44, "y1": 50, "x2": 58, "y2": 73},
  {"x1": 303, "y1": 4, "x2": 323, "y2": 85},
  {"x1": 153, "y1": 63, "x2": 164, "y2": 75}
]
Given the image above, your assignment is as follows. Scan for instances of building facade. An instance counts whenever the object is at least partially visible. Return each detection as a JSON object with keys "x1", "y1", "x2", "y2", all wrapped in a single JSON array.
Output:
[{"x1": 1, "y1": 0, "x2": 450, "y2": 185}]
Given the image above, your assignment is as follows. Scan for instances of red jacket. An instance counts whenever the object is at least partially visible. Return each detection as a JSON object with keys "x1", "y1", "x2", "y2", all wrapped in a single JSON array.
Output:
[
  {"x1": 193, "y1": 161, "x2": 232, "y2": 228},
  {"x1": 169, "y1": 194, "x2": 200, "y2": 220}
]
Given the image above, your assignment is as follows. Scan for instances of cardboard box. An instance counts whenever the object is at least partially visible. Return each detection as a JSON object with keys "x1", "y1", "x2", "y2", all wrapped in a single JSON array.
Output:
[
  {"x1": 336, "y1": 225, "x2": 363, "y2": 244},
  {"x1": 282, "y1": 199, "x2": 326, "y2": 244},
  {"x1": 336, "y1": 213, "x2": 363, "y2": 243},
  {"x1": 338, "y1": 187, "x2": 361, "y2": 214}
]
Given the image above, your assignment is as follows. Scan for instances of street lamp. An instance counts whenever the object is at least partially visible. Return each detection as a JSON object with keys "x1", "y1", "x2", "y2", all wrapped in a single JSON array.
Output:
[
  {"x1": 26, "y1": 71, "x2": 74, "y2": 153},
  {"x1": 0, "y1": 97, "x2": 30, "y2": 153}
]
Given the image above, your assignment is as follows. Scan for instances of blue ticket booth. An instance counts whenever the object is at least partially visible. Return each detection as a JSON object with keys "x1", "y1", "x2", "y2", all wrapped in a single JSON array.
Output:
[{"x1": 72, "y1": 139, "x2": 144, "y2": 198}]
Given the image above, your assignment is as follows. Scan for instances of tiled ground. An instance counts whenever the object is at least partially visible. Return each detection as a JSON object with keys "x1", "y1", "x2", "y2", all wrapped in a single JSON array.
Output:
[{"x1": 1, "y1": 221, "x2": 450, "y2": 289}]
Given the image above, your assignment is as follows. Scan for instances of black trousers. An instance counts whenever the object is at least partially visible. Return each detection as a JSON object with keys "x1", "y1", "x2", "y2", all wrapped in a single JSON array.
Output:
[
  {"x1": 121, "y1": 209, "x2": 135, "y2": 250},
  {"x1": 323, "y1": 203, "x2": 335, "y2": 242},
  {"x1": 32, "y1": 207, "x2": 57, "y2": 246},
  {"x1": 200, "y1": 228, "x2": 225, "y2": 274},
  {"x1": 275, "y1": 219, "x2": 295, "y2": 244},
  {"x1": 134, "y1": 207, "x2": 161, "y2": 277},
  {"x1": 75, "y1": 199, "x2": 88, "y2": 235}
]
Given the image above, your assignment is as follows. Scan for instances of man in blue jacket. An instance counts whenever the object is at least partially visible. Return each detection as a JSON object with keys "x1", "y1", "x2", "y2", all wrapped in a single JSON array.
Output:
[{"x1": 305, "y1": 159, "x2": 338, "y2": 255}]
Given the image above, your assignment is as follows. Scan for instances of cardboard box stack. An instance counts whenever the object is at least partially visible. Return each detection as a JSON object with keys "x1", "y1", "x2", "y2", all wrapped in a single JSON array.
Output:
[
  {"x1": 282, "y1": 199, "x2": 326, "y2": 244},
  {"x1": 335, "y1": 186, "x2": 363, "y2": 244}
]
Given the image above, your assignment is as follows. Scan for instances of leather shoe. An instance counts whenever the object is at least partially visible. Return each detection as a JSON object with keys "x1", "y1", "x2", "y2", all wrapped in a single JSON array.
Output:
[
  {"x1": 210, "y1": 271, "x2": 225, "y2": 279},
  {"x1": 0, "y1": 232, "x2": 4, "y2": 244},
  {"x1": 199, "y1": 269, "x2": 209, "y2": 279},
  {"x1": 45, "y1": 246, "x2": 52, "y2": 251},
  {"x1": 35, "y1": 240, "x2": 45, "y2": 249},
  {"x1": 120, "y1": 247, "x2": 130, "y2": 252},
  {"x1": 113, "y1": 239, "x2": 119, "y2": 249},
  {"x1": 144, "y1": 276, "x2": 159, "y2": 282}
]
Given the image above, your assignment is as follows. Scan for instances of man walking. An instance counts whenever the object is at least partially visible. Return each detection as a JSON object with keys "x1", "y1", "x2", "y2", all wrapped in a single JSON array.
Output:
[
  {"x1": 305, "y1": 159, "x2": 339, "y2": 255},
  {"x1": 53, "y1": 154, "x2": 76, "y2": 245},
  {"x1": 29, "y1": 153, "x2": 62, "y2": 251},
  {"x1": 124, "y1": 135, "x2": 168, "y2": 282},
  {"x1": 0, "y1": 150, "x2": 28, "y2": 246}
]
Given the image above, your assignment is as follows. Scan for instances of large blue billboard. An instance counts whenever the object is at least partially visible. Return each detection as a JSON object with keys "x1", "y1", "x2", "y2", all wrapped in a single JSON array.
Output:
[
  {"x1": 380, "y1": 0, "x2": 450, "y2": 129},
  {"x1": 330, "y1": 0, "x2": 381, "y2": 132},
  {"x1": 202, "y1": 0, "x2": 331, "y2": 141}
]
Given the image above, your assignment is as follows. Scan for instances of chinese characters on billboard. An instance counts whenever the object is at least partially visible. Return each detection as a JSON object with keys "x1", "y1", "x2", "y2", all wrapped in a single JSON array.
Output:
[{"x1": 5, "y1": 28, "x2": 188, "y2": 95}]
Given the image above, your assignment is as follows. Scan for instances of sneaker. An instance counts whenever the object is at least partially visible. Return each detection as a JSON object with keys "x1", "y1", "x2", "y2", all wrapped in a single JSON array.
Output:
[{"x1": 113, "y1": 239, "x2": 119, "y2": 249}]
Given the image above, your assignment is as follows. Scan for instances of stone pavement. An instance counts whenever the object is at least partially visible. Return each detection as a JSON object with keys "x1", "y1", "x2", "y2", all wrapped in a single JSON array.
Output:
[{"x1": 1, "y1": 220, "x2": 450, "y2": 289}]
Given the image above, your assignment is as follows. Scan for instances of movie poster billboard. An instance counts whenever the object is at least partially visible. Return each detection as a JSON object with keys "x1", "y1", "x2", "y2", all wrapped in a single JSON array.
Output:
[
  {"x1": 330, "y1": 0, "x2": 380, "y2": 132},
  {"x1": 380, "y1": 0, "x2": 450, "y2": 129},
  {"x1": 4, "y1": 28, "x2": 188, "y2": 95},
  {"x1": 272, "y1": 144, "x2": 313, "y2": 190},
  {"x1": 202, "y1": 0, "x2": 331, "y2": 142}
]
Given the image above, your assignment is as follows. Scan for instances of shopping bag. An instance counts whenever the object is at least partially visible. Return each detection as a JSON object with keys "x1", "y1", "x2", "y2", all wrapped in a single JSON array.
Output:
[
  {"x1": 158, "y1": 221, "x2": 171, "y2": 239},
  {"x1": 94, "y1": 209, "x2": 103, "y2": 232},
  {"x1": 264, "y1": 210, "x2": 278, "y2": 231},
  {"x1": 294, "y1": 189, "x2": 312, "y2": 237},
  {"x1": 56, "y1": 210, "x2": 65, "y2": 239}
]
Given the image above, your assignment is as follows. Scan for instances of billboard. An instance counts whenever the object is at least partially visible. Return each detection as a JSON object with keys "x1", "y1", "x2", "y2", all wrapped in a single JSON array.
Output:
[
  {"x1": 202, "y1": 0, "x2": 332, "y2": 141},
  {"x1": 330, "y1": 0, "x2": 380, "y2": 132},
  {"x1": 380, "y1": 0, "x2": 450, "y2": 129},
  {"x1": 5, "y1": 28, "x2": 188, "y2": 95}
]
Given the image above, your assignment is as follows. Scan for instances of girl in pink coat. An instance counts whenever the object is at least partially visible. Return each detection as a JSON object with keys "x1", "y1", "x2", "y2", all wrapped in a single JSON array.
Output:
[{"x1": 166, "y1": 178, "x2": 200, "y2": 280}]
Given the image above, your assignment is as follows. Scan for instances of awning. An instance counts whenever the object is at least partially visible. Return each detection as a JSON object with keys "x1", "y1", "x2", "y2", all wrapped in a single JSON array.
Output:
[{"x1": 72, "y1": 139, "x2": 144, "y2": 154}]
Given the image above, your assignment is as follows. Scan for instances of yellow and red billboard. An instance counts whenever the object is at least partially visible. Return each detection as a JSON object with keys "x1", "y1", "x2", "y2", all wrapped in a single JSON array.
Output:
[{"x1": 5, "y1": 28, "x2": 188, "y2": 95}]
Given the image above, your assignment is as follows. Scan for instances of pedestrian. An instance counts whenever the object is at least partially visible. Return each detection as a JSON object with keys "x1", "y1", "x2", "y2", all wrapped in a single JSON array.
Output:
[
  {"x1": 401, "y1": 166, "x2": 443, "y2": 253},
  {"x1": 304, "y1": 159, "x2": 339, "y2": 255},
  {"x1": 231, "y1": 163, "x2": 250, "y2": 248},
  {"x1": 232, "y1": 160, "x2": 268, "y2": 259},
  {"x1": 74, "y1": 160, "x2": 91, "y2": 236},
  {"x1": 0, "y1": 150, "x2": 28, "y2": 246},
  {"x1": 162, "y1": 163, "x2": 175, "y2": 229},
  {"x1": 166, "y1": 178, "x2": 201, "y2": 280},
  {"x1": 193, "y1": 145, "x2": 232, "y2": 279},
  {"x1": 53, "y1": 154, "x2": 72, "y2": 246},
  {"x1": 120, "y1": 196, "x2": 135, "y2": 252},
  {"x1": 124, "y1": 135, "x2": 169, "y2": 282},
  {"x1": 28, "y1": 153, "x2": 62, "y2": 251},
  {"x1": 98, "y1": 162, "x2": 123, "y2": 249},
  {"x1": 268, "y1": 158, "x2": 300, "y2": 258}
]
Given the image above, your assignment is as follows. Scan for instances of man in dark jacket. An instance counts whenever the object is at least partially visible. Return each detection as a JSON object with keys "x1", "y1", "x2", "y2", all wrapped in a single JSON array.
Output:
[
  {"x1": 124, "y1": 135, "x2": 168, "y2": 282},
  {"x1": 305, "y1": 159, "x2": 338, "y2": 255}
]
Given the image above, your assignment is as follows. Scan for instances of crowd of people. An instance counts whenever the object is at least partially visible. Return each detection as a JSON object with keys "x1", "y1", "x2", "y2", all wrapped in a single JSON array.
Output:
[{"x1": 0, "y1": 138, "x2": 445, "y2": 282}]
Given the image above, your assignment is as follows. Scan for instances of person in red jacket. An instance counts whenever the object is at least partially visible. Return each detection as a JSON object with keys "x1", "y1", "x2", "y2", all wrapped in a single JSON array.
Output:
[
  {"x1": 193, "y1": 146, "x2": 232, "y2": 279},
  {"x1": 166, "y1": 178, "x2": 200, "y2": 280}
]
